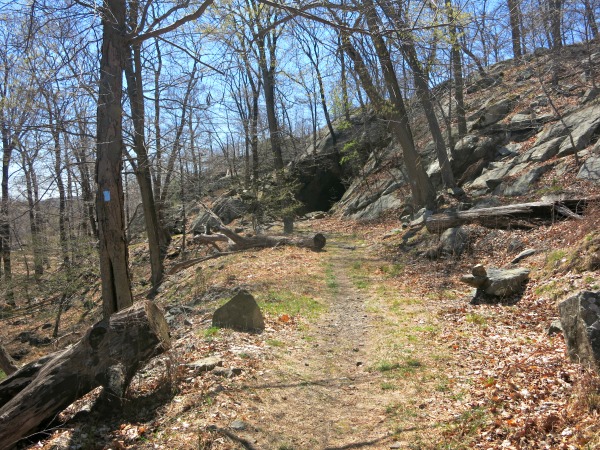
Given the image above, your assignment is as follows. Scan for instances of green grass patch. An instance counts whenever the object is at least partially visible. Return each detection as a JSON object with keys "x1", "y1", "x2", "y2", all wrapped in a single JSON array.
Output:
[
  {"x1": 373, "y1": 360, "x2": 401, "y2": 372},
  {"x1": 371, "y1": 357, "x2": 423, "y2": 375},
  {"x1": 381, "y1": 381, "x2": 396, "y2": 390},
  {"x1": 203, "y1": 326, "x2": 219, "y2": 338},
  {"x1": 534, "y1": 280, "x2": 562, "y2": 300},
  {"x1": 259, "y1": 290, "x2": 325, "y2": 319},
  {"x1": 349, "y1": 260, "x2": 371, "y2": 289},
  {"x1": 266, "y1": 339, "x2": 284, "y2": 347},
  {"x1": 465, "y1": 313, "x2": 487, "y2": 326},
  {"x1": 545, "y1": 249, "x2": 568, "y2": 268},
  {"x1": 380, "y1": 263, "x2": 405, "y2": 277},
  {"x1": 385, "y1": 403, "x2": 419, "y2": 419},
  {"x1": 325, "y1": 263, "x2": 339, "y2": 292},
  {"x1": 0, "y1": 370, "x2": 5, "y2": 381}
]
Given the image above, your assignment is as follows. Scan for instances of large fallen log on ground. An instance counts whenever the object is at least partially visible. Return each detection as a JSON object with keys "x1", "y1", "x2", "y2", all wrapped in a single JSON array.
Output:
[
  {"x1": 0, "y1": 301, "x2": 170, "y2": 449},
  {"x1": 426, "y1": 199, "x2": 590, "y2": 233},
  {"x1": 194, "y1": 226, "x2": 326, "y2": 252},
  {"x1": 218, "y1": 227, "x2": 326, "y2": 251}
]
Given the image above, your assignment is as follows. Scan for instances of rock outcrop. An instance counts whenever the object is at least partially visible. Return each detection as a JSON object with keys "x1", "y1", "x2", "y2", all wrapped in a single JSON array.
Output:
[{"x1": 559, "y1": 291, "x2": 600, "y2": 371}]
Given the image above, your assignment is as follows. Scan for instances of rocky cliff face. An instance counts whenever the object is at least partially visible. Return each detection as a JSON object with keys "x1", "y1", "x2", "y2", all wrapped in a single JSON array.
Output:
[{"x1": 301, "y1": 41, "x2": 600, "y2": 221}]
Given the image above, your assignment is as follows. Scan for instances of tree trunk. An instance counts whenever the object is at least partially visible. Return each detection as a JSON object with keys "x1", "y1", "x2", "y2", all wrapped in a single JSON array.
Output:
[
  {"x1": 377, "y1": 0, "x2": 455, "y2": 189},
  {"x1": 584, "y1": 0, "x2": 599, "y2": 39},
  {"x1": 124, "y1": 41, "x2": 165, "y2": 291},
  {"x1": 447, "y1": 0, "x2": 467, "y2": 137},
  {"x1": 360, "y1": 0, "x2": 436, "y2": 208},
  {"x1": 50, "y1": 117, "x2": 69, "y2": 267},
  {"x1": 0, "y1": 300, "x2": 170, "y2": 449},
  {"x1": 72, "y1": 119, "x2": 97, "y2": 238},
  {"x1": 1, "y1": 132, "x2": 13, "y2": 304},
  {"x1": 425, "y1": 199, "x2": 589, "y2": 233},
  {"x1": 96, "y1": 0, "x2": 133, "y2": 318},
  {"x1": 338, "y1": 32, "x2": 351, "y2": 121},
  {"x1": 507, "y1": 0, "x2": 523, "y2": 59},
  {"x1": 258, "y1": 41, "x2": 284, "y2": 175},
  {"x1": 0, "y1": 341, "x2": 17, "y2": 376},
  {"x1": 21, "y1": 151, "x2": 44, "y2": 279},
  {"x1": 548, "y1": 0, "x2": 563, "y2": 49}
]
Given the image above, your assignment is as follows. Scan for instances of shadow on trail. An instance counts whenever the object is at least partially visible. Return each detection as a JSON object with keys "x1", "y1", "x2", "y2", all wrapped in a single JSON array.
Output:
[
  {"x1": 322, "y1": 424, "x2": 436, "y2": 449},
  {"x1": 238, "y1": 373, "x2": 374, "y2": 391}
]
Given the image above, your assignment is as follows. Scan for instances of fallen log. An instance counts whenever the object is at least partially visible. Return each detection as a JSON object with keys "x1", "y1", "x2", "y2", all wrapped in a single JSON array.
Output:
[
  {"x1": 0, "y1": 341, "x2": 17, "y2": 376},
  {"x1": 426, "y1": 199, "x2": 590, "y2": 233},
  {"x1": 216, "y1": 226, "x2": 326, "y2": 251},
  {"x1": 0, "y1": 300, "x2": 170, "y2": 449}
]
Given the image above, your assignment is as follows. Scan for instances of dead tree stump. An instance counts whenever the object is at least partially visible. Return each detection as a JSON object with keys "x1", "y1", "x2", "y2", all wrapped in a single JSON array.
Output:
[{"x1": 0, "y1": 300, "x2": 170, "y2": 449}]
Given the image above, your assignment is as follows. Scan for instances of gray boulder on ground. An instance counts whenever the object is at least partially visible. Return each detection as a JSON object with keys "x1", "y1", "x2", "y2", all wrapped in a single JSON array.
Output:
[
  {"x1": 484, "y1": 268, "x2": 530, "y2": 297},
  {"x1": 577, "y1": 155, "x2": 600, "y2": 182},
  {"x1": 461, "y1": 265, "x2": 530, "y2": 302},
  {"x1": 559, "y1": 291, "x2": 600, "y2": 371},
  {"x1": 425, "y1": 226, "x2": 470, "y2": 259},
  {"x1": 212, "y1": 290, "x2": 265, "y2": 332},
  {"x1": 440, "y1": 227, "x2": 470, "y2": 256}
]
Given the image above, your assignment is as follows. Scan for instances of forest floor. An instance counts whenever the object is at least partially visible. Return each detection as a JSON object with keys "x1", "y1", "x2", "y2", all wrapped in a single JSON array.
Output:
[{"x1": 3, "y1": 211, "x2": 600, "y2": 449}]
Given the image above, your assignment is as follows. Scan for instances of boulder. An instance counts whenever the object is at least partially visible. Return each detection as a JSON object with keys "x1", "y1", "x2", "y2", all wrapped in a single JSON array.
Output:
[
  {"x1": 559, "y1": 291, "x2": 600, "y2": 371},
  {"x1": 461, "y1": 265, "x2": 530, "y2": 301},
  {"x1": 452, "y1": 135, "x2": 500, "y2": 174},
  {"x1": 465, "y1": 160, "x2": 517, "y2": 191},
  {"x1": 439, "y1": 227, "x2": 470, "y2": 256},
  {"x1": 580, "y1": 87, "x2": 599, "y2": 104},
  {"x1": 471, "y1": 97, "x2": 513, "y2": 128},
  {"x1": 548, "y1": 319, "x2": 563, "y2": 336},
  {"x1": 212, "y1": 290, "x2": 265, "y2": 332},
  {"x1": 350, "y1": 193, "x2": 404, "y2": 220},
  {"x1": 515, "y1": 136, "x2": 565, "y2": 164},
  {"x1": 191, "y1": 196, "x2": 249, "y2": 233},
  {"x1": 187, "y1": 356, "x2": 223, "y2": 374},
  {"x1": 557, "y1": 113, "x2": 600, "y2": 157},
  {"x1": 484, "y1": 267, "x2": 530, "y2": 297},
  {"x1": 508, "y1": 112, "x2": 554, "y2": 131},
  {"x1": 535, "y1": 103, "x2": 600, "y2": 149},
  {"x1": 500, "y1": 164, "x2": 554, "y2": 196},
  {"x1": 577, "y1": 155, "x2": 600, "y2": 182}
]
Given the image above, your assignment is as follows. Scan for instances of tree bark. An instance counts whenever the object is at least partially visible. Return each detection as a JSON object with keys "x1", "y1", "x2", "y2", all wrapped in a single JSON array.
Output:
[
  {"x1": 21, "y1": 151, "x2": 44, "y2": 278},
  {"x1": 359, "y1": 0, "x2": 436, "y2": 208},
  {"x1": 96, "y1": 0, "x2": 133, "y2": 318},
  {"x1": 0, "y1": 300, "x2": 170, "y2": 449},
  {"x1": 507, "y1": 0, "x2": 523, "y2": 59},
  {"x1": 548, "y1": 0, "x2": 563, "y2": 49},
  {"x1": 377, "y1": 0, "x2": 455, "y2": 189},
  {"x1": 124, "y1": 38, "x2": 166, "y2": 291},
  {"x1": 0, "y1": 341, "x2": 17, "y2": 376},
  {"x1": 0, "y1": 129, "x2": 13, "y2": 304},
  {"x1": 426, "y1": 199, "x2": 589, "y2": 233},
  {"x1": 584, "y1": 0, "x2": 599, "y2": 39},
  {"x1": 447, "y1": 0, "x2": 467, "y2": 137}
]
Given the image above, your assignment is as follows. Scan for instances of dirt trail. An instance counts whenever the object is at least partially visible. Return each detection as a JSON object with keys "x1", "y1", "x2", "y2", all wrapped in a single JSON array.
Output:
[{"x1": 230, "y1": 239, "x2": 414, "y2": 449}]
